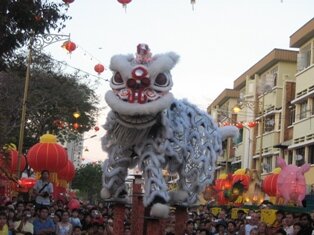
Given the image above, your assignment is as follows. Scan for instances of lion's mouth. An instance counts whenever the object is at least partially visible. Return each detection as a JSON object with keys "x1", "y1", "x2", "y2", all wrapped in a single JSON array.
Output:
[{"x1": 115, "y1": 112, "x2": 160, "y2": 127}]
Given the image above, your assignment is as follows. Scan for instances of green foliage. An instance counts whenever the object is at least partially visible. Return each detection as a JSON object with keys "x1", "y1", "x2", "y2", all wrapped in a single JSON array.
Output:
[
  {"x1": 71, "y1": 161, "x2": 103, "y2": 201},
  {"x1": 0, "y1": 52, "x2": 100, "y2": 151},
  {"x1": 0, "y1": 0, "x2": 71, "y2": 70}
]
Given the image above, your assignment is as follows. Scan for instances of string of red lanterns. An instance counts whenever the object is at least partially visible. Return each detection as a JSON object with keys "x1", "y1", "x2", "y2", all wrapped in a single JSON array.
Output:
[{"x1": 221, "y1": 121, "x2": 258, "y2": 129}]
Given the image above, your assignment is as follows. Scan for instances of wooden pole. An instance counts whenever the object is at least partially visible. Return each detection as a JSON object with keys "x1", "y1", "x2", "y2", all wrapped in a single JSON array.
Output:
[
  {"x1": 175, "y1": 206, "x2": 188, "y2": 235},
  {"x1": 113, "y1": 203, "x2": 125, "y2": 235},
  {"x1": 131, "y1": 175, "x2": 144, "y2": 235}
]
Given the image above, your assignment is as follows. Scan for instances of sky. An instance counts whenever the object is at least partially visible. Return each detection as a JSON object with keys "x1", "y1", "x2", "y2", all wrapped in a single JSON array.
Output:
[{"x1": 45, "y1": 0, "x2": 314, "y2": 163}]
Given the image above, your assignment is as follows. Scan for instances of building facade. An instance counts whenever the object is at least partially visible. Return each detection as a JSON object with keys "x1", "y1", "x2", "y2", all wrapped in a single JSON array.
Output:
[{"x1": 208, "y1": 18, "x2": 314, "y2": 187}]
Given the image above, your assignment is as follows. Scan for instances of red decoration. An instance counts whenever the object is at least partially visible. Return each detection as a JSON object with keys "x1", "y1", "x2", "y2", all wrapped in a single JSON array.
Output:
[
  {"x1": 117, "y1": 0, "x2": 132, "y2": 5},
  {"x1": 247, "y1": 121, "x2": 257, "y2": 128},
  {"x1": 0, "y1": 150, "x2": 26, "y2": 173},
  {"x1": 262, "y1": 173, "x2": 279, "y2": 196},
  {"x1": 64, "y1": 41, "x2": 76, "y2": 53},
  {"x1": 73, "y1": 122, "x2": 79, "y2": 129},
  {"x1": 68, "y1": 198, "x2": 80, "y2": 210},
  {"x1": 63, "y1": 0, "x2": 75, "y2": 4},
  {"x1": 235, "y1": 122, "x2": 244, "y2": 129},
  {"x1": 232, "y1": 174, "x2": 250, "y2": 190},
  {"x1": 58, "y1": 160, "x2": 75, "y2": 182},
  {"x1": 94, "y1": 64, "x2": 105, "y2": 74},
  {"x1": 27, "y1": 134, "x2": 68, "y2": 172},
  {"x1": 94, "y1": 126, "x2": 100, "y2": 131},
  {"x1": 19, "y1": 178, "x2": 37, "y2": 190}
]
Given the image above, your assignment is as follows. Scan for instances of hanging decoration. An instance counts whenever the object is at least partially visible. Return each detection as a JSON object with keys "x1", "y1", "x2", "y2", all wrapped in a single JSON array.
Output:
[
  {"x1": 18, "y1": 178, "x2": 37, "y2": 190},
  {"x1": 63, "y1": 0, "x2": 75, "y2": 4},
  {"x1": 58, "y1": 160, "x2": 76, "y2": 183},
  {"x1": 94, "y1": 126, "x2": 100, "y2": 131},
  {"x1": 191, "y1": 0, "x2": 196, "y2": 10},
  {"x1": 235, "y1": 122, "x2": 244, "y2": 129},
  {"x1": 0, "y1": 150, "x2": 26, "y2": 174},
  {"x1": 117, "y1": 0, "x2": 132, "y2": 11},
  {"x1": 73, "y1": 122, "x2": 79, "y2": 129},
  {"x1": 63, "y1": 41, "x2": 77, "y2": 53},
  {"x1": 94, "y1": 64, "x2": 105, "y2": 75},
  {"x1": 247, "y1": 121, "x2": 258, "y2": 128},
  {"x1": 27, "y1": 134, "x2": 68, "y2": 172}
]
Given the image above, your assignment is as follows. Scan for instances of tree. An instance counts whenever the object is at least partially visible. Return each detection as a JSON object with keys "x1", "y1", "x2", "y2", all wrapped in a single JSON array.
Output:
[
  {"x1": 0, "y1": 52, "x2": 100, "y2": 151},
  {"x1": 71, "y1": 161, "x2": 103, "y2": 202},
  {"x1": 0, "y1": 0, "x2": 71, "y2": 70}
]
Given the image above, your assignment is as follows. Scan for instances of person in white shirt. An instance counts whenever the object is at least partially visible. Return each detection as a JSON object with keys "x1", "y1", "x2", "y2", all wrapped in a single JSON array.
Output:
[
  {"x1": 33, "y1": 170, "x2": 54, "y2": 209},
  {"x1": 245, "y1": 213, "x2": 259, "y2": 235},
  {"x1": 284, "y1": 212, "x2": 294, "y2": 235}
]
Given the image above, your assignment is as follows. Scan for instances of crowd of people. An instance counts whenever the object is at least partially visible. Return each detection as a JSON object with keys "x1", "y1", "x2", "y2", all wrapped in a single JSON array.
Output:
[
  {"x1": 0, "y1": 196, "x2": 313, "y2": 235},
  {"x1": 0, "y1": 170, "x2": 313, "y2": 235},
  {"x1": 178, "y1": 205, "x2": 314, "y2": 235}
]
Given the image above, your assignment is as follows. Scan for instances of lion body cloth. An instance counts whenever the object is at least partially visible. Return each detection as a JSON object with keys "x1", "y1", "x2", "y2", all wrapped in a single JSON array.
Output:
[{"x1": 101, "y1": 44, "x2": 238, "y2": 217}]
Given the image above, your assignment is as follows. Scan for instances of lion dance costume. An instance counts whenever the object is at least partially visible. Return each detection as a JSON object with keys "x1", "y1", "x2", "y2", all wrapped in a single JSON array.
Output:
[{"x1": 101, "y1": 44, "x2": 238, "y2": 217}]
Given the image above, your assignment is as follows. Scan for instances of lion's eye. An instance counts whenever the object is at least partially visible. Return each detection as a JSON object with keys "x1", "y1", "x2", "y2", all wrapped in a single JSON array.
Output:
[
  {"x1": 154, "y1": 73, "x2": 168, "y2": 86},
  {"x1": 112, "y1": 72, "x2": 123, "y2": 85}
]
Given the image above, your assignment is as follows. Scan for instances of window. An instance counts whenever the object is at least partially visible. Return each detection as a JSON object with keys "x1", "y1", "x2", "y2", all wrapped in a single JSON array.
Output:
[
  {"x1": 288, "y1": 150, "x2": 293, "y2": 164},
  {"x1": 297, "y1": 44, "x2": 311, "y2": 71},
  {"x1": 299, "y1": 101, "x2": 308, "y2": 120},
  {"x1": 264, "y1": 156, "x2": 272, "y2": 173},
  {"x1": 288, "y1": 106, "x2": 295, "y2": 126},
  {"x1": 265, "y1": 114, "x2": 275, "y2": 132},
  {"x1": 236, "y1": 128, "x2": 243, "y2": 144},
  {"x1": 295, "y1": 147, "x2": 305, "y2": 166},
  {"x1": 308, "y1": 145, "x2": 314, "y2": 164}
]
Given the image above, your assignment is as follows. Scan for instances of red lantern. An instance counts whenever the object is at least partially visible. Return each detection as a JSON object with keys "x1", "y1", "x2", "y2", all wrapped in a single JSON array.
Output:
[
  {"x1": 27, "y1": 134, "x2": 68, "y2": 172},
  {"x1": 235, "y1": 122, "x2": 244, "y2": 129},
  {"x1": 94, "y1": 64, "x2": 105, "y2": 75},
  {"x1": 117, "y1": 0, "x2": 132, "y2": 9},
  {"x1": 262, "y1": 174, "x2": 278, "y2": 196},
  {"x1": 247, "y1": 121, "x2": 257, "y2": 128},
  {"x1": 64, "y1": 41, "x2": 76, "y2": 53},
  {"x1": 73, "y1": 123, "x2": 79, "y2": 129},
  {"x1": 94, "y1": 126, "x2": 99, "y2": 132},
  {"x1": 232, "y1": 174, "x2": 250, "y2": 190},
  {"x1": 63, "y1": 0, "x2": 74, "y2": 4},
  {"x1": 68, "y1": 198, "x2": 80, "y2": 210},
  {"x1": 58, "y1": 160, "x2": 75, "y2": 182},
  {"x1": 19, "y1": 178, "x2": 37, "y2": 190},
  {"x1": 0, "y1": 150, "x2": 26, "y2": 173}
]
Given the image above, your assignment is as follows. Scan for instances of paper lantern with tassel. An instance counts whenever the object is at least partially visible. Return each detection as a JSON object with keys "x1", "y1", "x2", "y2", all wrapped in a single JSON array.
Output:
[{"x1": 27, "y1": 134, "x2": 68, "y2": 172}]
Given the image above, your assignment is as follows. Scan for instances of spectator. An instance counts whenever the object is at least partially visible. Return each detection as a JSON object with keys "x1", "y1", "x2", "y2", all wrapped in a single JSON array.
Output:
[
  {"x1": 284, "y1": 212, "x2": 294, "y2": 235},
  {"x1": 298, "y1": 213, "x2": 313, "y2": 235},
  {"x1": 72, "y1": 226, "x2": 81, "y2": 235},
  {"x1": 249, "y1": 228, "x2": 258, "y2": 235},
  {"x1": 0, "y1": 211, "x2": 11, "y2": 235},
  {"x1": 226, "y1": 221, "x2": 237, "y2": 235},
  {"x1": 214, "y1": 220, "x2": 227, "y2": 235},
  {"x1": 275, "y1": 228, "x2": 287, "y2": 235},
  {"x1": 33, "y1": 206, "x2": 55, "y2": 235},
  {"x1": 184, "y1": 219, "x2": 195, "y2": 235},
  {"x1": 257, "y1": 222, "x2": 269, "y2": 235},
  {"x1": 69, "y1": 209, "x2": 81, "y2": 228},
  {"x1": 33, "y1": 170, "x2": 53, "y2": 209},
  {"x1": 56, "y1": 211, "x2": 73, "y2": 235},
  {"x1": 14, "y1": 208, "x2": 34, "y2": 235},
  {"x1": 244, "y1": 212, "x2": 259, "y2": 235},
  {"x1": 292, "y1": 222, "x2": 301, "y2": 235}
]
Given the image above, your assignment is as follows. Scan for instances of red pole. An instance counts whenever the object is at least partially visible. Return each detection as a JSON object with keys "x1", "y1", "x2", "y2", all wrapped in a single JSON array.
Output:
[
  {"x1": 113, "y1": 203, "x2": 125, "y2": 235},
  {"x1": 131, "y1": 175, "x2": 144, "y2": 235},
  {"x1": 175, "y1": 206, "x2": 188, "y2": 235},
  {"x1": 146, "y1": 218, "x2": 163, "y2": 235}
]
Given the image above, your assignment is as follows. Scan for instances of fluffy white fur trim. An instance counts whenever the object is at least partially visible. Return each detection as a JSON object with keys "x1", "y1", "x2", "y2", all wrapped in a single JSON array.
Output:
[
  {"x1": 149, "y1": 52, "x2": 179, "y2": 78},
  {"x1": 219, "y1": 126, "x2": 239, "y2": 141},
  {"x1": 105, "y1": 91, "x2": 174, "y2": 115},
  {"x1": 169, "y1": 190, "x2": 189, "y2": 203},
  {"x1": 100, "y1": 187, "x2": 111, "y2": 199},
  {"x1": 150, "y1": 203, "x2": 170, "y2": 218},
  {"x1": 109, "y1": 54, "x2": 134, "y2": 79}
]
